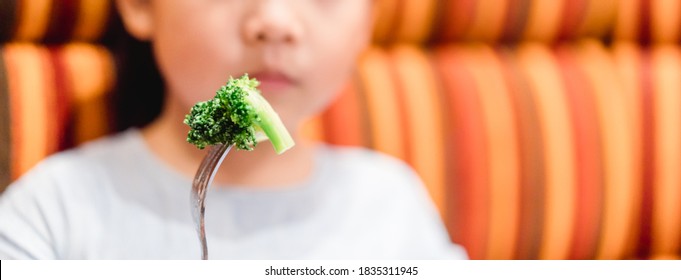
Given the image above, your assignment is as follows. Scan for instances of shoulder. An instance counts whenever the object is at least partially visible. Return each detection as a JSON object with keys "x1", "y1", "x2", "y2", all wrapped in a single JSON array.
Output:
[
  {"x1": 2, "y1": 130, "x2": 143, "y2": 200},
  {"x1": 315, "y1": 146, "x2": 467, "y2": 259},
  {"x1": 0, "y1": 131, "x2": 142, "y2": 259},
  {"x1": 319, "y1": 145, "x2": 420, "y2": 180},
  {"x1": 316, "y1": 145, "x2": 424, "y2": 198},
  {"x1": 62, "y1": 129, "x2": 144, "y2": 171}
]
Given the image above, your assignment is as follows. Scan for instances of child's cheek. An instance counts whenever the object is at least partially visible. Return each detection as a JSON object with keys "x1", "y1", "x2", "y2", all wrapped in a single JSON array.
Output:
[{"x1": 154, "y1": 33, "x2": 244, "y2": 109}]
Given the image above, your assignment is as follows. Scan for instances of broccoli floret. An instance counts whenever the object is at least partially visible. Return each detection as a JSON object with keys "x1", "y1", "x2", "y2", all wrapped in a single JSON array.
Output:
[{"x1": 183, "y1": 74, "x2": 295, "y2": 154}]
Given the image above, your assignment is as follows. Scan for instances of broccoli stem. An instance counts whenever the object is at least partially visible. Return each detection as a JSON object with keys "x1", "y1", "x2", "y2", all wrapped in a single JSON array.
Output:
[{"x1": 246, "y1": 89, "x2": 295, "y2": 154}]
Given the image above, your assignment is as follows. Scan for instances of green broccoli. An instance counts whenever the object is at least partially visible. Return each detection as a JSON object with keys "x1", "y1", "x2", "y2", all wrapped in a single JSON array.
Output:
[{"x1": 183, "y1": 74, "x2": 295, "y2": 154}]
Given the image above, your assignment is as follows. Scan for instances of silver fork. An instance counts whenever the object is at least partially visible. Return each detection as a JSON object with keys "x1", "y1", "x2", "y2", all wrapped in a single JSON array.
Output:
[{"x1": 190, "y1": 143, "x2": 232, "y2": 260}]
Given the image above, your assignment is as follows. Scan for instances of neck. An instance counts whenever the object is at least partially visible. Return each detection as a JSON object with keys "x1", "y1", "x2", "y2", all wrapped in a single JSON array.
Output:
[{"x1": 140, "y1": 96, "x2": 316, "y2": 188}]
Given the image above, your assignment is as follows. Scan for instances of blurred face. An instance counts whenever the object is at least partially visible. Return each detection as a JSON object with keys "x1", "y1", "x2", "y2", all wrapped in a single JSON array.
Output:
[{"x1": 119, "y1": 0, "x2": 374, "y2": 128}]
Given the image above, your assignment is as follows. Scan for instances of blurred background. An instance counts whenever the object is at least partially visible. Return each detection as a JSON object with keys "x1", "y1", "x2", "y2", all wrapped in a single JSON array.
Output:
[{"x1": 0, "y1": 0, "x2": 679, "y2": 260}]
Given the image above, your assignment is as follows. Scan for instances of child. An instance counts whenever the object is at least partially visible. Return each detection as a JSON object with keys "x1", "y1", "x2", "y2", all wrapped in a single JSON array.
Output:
[{"x1": 0, "y1": 0, "x2": 467, "y2": 259}]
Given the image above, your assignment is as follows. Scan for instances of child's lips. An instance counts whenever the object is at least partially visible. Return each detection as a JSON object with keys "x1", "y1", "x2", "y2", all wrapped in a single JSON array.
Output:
[{"x1": 250, "y1": 72, "x2": 297, "y2": 94}]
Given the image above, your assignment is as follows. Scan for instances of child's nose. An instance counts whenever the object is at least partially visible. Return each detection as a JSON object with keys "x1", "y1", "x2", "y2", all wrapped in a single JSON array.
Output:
[{"x1": 243, "y1": 0, "x2": 303, "y2": 45}]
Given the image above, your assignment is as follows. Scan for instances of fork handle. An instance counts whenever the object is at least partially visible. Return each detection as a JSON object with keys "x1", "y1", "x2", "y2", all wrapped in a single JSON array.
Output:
[{"x1": 191, "y1": 144, "x2": 232, "y2": 260}]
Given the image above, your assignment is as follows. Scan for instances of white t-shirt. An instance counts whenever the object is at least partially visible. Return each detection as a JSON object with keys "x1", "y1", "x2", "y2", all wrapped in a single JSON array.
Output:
[{"x1": 0, "y1": 129, "x2": 467, "y2": 259}]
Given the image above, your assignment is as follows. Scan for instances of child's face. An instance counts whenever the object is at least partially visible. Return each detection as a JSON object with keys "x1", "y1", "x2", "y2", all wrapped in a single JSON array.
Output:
[{"x1": 118, "y1": 0, "x2": 374, "y2": 128}]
